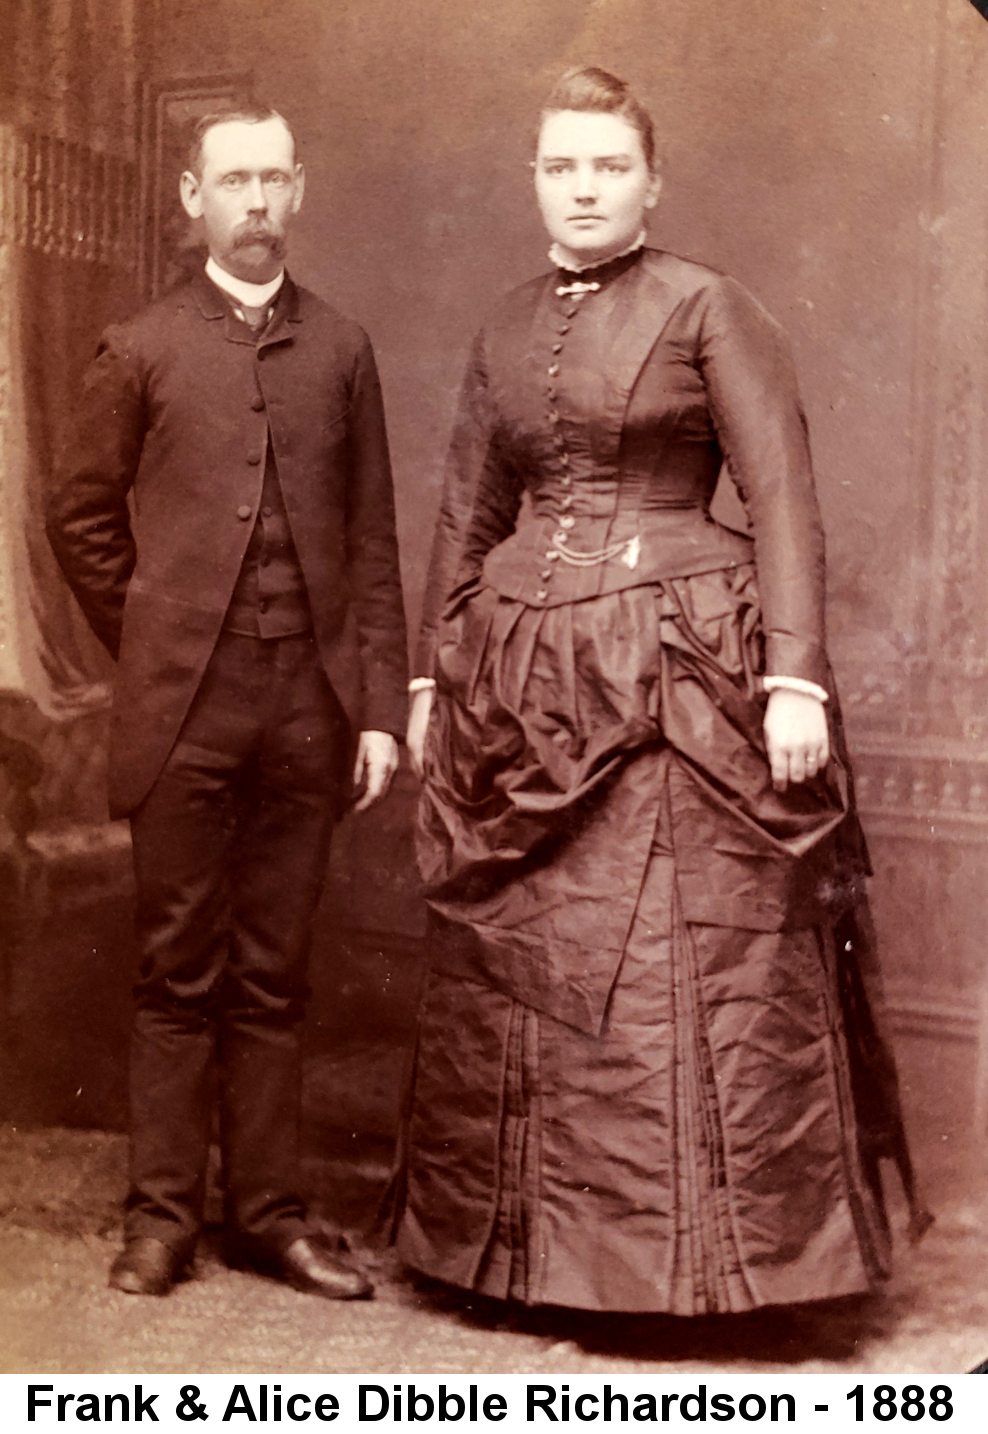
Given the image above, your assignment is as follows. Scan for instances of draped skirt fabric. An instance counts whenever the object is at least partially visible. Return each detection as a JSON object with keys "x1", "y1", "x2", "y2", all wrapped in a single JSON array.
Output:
[{"x1": 394, "y1": 566, "x2": 894, "y2": 1313}]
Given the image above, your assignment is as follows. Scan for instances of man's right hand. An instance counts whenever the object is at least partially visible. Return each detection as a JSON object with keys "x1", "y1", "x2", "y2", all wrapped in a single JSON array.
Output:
[{"x1": 407, "y1": 686, "x2": 435, "y2": 779}]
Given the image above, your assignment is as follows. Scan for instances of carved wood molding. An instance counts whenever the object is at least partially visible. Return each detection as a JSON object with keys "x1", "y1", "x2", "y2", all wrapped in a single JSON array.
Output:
[
  {"x1": 25, "y1": 820, "x2": 132, "y2": 911},
  {"x1": 0, "y1": 123, "x2": 138, "y2": 271},
  {"x1": 852, "y1": 737, "x2": 988, "y2": 843},
  {"x1": 139, "y1": 74, "x2": 252, "y2": 300},
  {"x1": 884, "y1": 985, "x2": 979, "y2": 1042}
]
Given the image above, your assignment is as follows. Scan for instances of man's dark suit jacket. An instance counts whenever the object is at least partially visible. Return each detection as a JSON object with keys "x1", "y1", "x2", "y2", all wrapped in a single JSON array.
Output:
[{"x1": 47, "y1": 269, "x2": 408, "y2": 818}]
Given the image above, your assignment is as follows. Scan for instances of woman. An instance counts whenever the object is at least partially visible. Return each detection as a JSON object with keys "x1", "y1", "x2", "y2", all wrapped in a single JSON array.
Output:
[{"x1": 394, "y1": 67, "x2": 925, "y2": 1315}]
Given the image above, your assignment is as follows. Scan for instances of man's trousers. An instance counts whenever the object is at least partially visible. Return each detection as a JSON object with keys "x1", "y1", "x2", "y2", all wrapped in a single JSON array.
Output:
[{"x1": 125, "y1": 632, "x2": 348, "y2": 1259}]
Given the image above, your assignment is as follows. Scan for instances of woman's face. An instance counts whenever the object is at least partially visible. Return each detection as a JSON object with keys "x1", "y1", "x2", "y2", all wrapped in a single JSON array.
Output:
[{"x1": 535, "y1": 109, "x2": 660, "y2": 266}]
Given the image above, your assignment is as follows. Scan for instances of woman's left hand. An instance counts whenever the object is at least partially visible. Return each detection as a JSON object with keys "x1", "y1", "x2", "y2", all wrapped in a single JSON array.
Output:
[{"x1": 763, "y1": 688, "x2": 829, "y2": 792}]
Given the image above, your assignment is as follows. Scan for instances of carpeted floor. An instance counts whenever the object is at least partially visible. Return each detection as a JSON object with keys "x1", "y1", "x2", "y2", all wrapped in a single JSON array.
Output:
[{"x1": 1, "y1": 1119, "x2": 987, "y2": 1376}]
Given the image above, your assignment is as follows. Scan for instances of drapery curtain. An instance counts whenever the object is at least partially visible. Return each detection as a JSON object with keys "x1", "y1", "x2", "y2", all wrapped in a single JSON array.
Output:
[{"x1": 0, "y1": 0, "x2": 143, "y2": 827}]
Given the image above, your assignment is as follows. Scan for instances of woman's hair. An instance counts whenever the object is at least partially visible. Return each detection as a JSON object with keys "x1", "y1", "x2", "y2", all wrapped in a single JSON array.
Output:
[{"x1": 539, "y1": 66, "x2": 656, "y2": 172}]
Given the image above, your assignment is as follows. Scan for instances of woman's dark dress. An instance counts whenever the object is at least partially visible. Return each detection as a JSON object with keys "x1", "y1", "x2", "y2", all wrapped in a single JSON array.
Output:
[{"x1": 393, "y1": 247, "x2": 910, "y2": 1314}]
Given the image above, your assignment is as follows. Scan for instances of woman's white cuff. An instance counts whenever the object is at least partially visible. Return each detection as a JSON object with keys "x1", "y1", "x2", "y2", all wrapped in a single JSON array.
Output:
[
  {"x1": 409, "y1": 677, "x2": 437, "y2": 693},
  {"x1": 763, "y1": 675, "x2": 829, "y2": 703}
]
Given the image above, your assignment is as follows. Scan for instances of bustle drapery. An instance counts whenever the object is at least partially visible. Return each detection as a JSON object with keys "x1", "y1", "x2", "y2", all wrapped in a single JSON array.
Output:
[{"x1": 0, "y1": 0, "x2": 142, "y2": 831}]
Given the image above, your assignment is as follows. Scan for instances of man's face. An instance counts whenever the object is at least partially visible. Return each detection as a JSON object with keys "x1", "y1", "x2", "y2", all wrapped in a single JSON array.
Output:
[
  {"x1": 180, "y1": 117, "x2": 304, "y2": 283},
  {"x1": 534, "y1": 109, "x2": 659, "y2": 266}
]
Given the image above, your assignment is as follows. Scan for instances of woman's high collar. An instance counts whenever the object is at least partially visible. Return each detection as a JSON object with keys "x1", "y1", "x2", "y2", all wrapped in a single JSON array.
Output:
[{"x1": 547, "y1": 228, "x2": 647, "y2": 275}]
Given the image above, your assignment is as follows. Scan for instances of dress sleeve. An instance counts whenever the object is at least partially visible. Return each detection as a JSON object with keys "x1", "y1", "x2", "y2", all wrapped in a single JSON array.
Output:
[
  {"x1": 414, "y1": 328, "x2": 523, "y2": 678},
  {"x1": 697, "y1": 275, "x2": 828, "y2": 688}
]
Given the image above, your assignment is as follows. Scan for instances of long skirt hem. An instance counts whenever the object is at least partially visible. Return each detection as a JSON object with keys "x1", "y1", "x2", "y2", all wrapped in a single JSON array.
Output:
[{"x1": 393, "y1": 571, "x2": 904, "y2": 1315}]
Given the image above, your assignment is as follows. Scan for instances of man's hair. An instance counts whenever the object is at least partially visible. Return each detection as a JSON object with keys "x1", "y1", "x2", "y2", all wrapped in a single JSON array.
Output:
[
  {"x1": 539, "y1": 66, "x2": 656, "y2": 173},
  {"x1": 187, "y1": 105, "x2": 296, "y2": 178}
]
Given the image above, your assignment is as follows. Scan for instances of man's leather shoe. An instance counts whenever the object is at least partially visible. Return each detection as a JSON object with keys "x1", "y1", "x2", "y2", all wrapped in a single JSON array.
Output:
[
  {"x1": 242, "y1": 1237, "x2": 374, "y2": 1300},
  {"x1": 109, "y1": 1237, "x2": 186, "y2": 1296}
]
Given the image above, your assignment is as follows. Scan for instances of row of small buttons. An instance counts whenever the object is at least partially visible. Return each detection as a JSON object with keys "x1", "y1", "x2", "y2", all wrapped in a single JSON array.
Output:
[{"x1": 535, "y1": 299, "x2": 583, "y2": 601}]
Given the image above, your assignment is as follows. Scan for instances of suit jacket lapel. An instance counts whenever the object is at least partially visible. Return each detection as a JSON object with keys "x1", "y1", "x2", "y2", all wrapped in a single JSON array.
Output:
[
  {"x1": 190, "y1": 266, "x2": 228, "y2": 321},
  {"x1": 258, "y1": 272, "x2": 302, "y2": 351},
  {"x1": 188, "y1": 266, "x2": 302, "y2": 349}
]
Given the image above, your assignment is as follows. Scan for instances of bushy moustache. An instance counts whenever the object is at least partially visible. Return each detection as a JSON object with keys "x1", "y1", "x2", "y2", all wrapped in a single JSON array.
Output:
[{"x1": 232, "y1": 225, "x2": 286, "y2": 258}]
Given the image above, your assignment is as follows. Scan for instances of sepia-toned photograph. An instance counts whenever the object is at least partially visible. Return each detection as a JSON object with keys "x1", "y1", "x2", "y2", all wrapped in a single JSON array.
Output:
[{"x1": 1, "y1": 0, "x2": 988, "y2": 1379}]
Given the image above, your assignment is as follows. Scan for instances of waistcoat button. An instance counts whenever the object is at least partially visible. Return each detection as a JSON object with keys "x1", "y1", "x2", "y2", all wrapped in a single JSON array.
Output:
[
  {"x1": 247, "y1": 452, "x2": 262, "y2": 465},
  {"x1": 250, "y1": 395, "x2": 265, "y2": 411},
  {"x1": 559, "y1": 515, "x2": 575, "y2": 529},
  {"x1": 237, "y1": 505, "x2": 252, "y2": 521},
  {"x1": 547, "y1": 363, "x2": 560, "y2": 377},
  {"x1": 536, "y1": 589, "x2": 548, "y2": 602}
]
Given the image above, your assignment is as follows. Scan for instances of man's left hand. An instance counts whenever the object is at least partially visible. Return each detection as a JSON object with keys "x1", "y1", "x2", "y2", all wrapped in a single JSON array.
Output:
[{"x1": 351, "y1": 730, "x2": 400, "y2": 812}]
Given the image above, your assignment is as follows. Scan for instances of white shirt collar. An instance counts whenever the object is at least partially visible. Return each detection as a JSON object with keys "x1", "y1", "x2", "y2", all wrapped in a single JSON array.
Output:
[
  {"x1": 548, "y1": 228, "x2": 647, "y2": 273},
  {"x1": 205, "y1": 255, "x2": 285, "y2": 310}
]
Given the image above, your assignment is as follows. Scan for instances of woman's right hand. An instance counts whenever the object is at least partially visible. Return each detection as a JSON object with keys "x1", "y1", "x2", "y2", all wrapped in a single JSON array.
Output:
[{"x1": 407, "y1": 685, "x2": 435, "y2": 780}]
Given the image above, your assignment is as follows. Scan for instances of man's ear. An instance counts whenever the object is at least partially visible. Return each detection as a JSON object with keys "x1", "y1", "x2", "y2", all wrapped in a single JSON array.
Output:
[
  {"x1": 180, "y1": 170, "x2": 204, "y2": 220},
  {"x1": 291, "y1": 163, "x2": 306, "y2": 215}
]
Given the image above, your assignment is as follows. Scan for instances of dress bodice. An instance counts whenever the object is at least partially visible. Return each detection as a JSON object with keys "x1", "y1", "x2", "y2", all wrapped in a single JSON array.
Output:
[
  {"x1": 480, "y1": 249, "x2": 754, "y2": 609},
  {"x1": 497, "y1": 249, "x2": 723, "y2": 514},
  {"x1": 418, "y1": 248, "x2": 829, "y2": 688}
]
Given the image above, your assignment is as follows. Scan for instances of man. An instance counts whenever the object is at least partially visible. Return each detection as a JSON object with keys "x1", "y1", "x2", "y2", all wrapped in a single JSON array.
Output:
[{"x1": 46, "y1": 107, "x2": 408, "y2": 1299}]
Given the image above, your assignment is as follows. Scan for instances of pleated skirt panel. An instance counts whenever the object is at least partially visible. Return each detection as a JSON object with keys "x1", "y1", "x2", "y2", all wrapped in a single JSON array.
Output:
[
  {"x1": 394, "y1": 567, "x2": 897, "y2": 1312},
  {"x1": 396, "y1": 754, "x2": 891, "y2": 1314}
]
